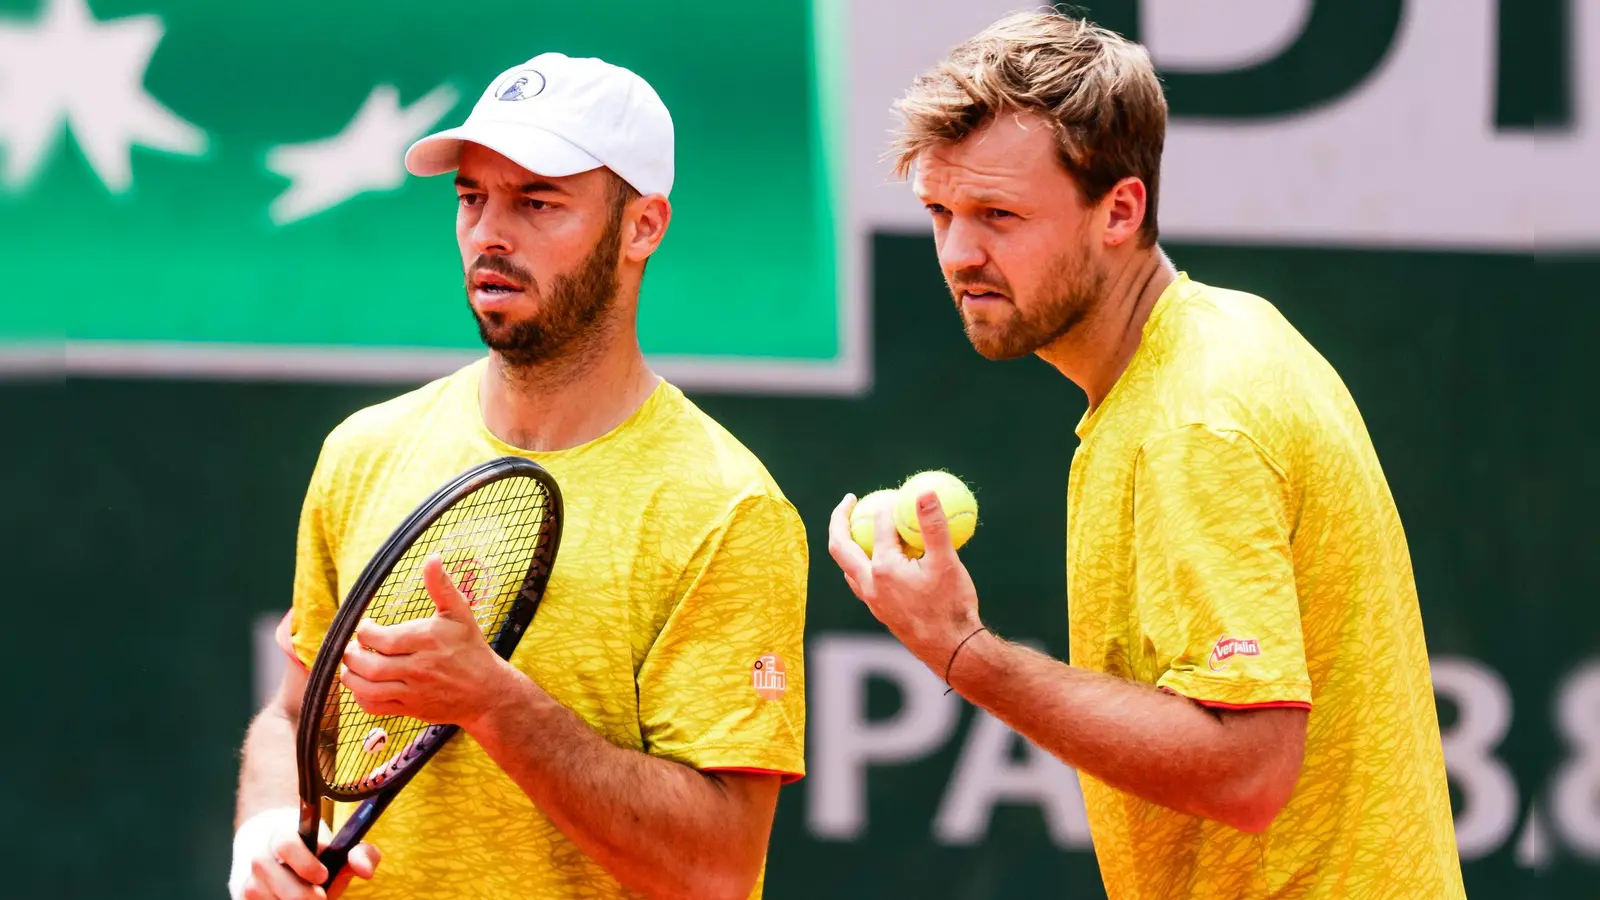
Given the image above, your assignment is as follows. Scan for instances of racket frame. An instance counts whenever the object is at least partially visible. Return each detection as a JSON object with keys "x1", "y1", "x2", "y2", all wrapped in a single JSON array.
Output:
[{"x1": 291, "y1": 456, "x2": 563, "y2": 884}]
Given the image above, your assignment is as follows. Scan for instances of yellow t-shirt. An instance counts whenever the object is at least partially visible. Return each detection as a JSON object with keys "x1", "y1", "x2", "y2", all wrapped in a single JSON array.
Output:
[
  {"x1": 1066, "y1": 274, "x2": 1464, "y2": 899},
  {"x1": 276, "y1": 359, "x2": 808, "y2": 899}
]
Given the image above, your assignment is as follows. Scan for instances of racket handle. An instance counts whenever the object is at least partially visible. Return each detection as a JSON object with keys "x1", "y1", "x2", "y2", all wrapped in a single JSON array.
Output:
[
  {"x1": 317, "y1": 791, "x2": 395, "y2": 888},
  {"x1": 297, "y1": 801, "x2": 323, "y2": 855},
  {"x1": 319, "y1": 843, "x2": 353, "y2": 888},
  {"x1": 314, "y1": 723, "x2": 460, "y2": 887}
]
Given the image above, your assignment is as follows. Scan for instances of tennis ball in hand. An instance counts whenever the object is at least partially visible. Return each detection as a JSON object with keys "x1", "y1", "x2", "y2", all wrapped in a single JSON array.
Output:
[
  {"x1": 894, "y1": 470, "x2": 978, "y2": 557},
  {"x1": 849, "y1": 489, "x2": 900, "y2": 556}
]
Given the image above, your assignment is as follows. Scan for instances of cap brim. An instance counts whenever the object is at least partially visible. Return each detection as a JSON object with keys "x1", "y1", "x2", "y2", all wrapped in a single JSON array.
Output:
[{"x1": 404, "y1": 120, "x2": 604, "y2": 179}]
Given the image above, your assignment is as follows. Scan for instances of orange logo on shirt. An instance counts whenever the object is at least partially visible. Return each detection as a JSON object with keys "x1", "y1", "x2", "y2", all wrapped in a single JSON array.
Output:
[
  {"x1": 1208, "y1": 636, "x2": 1261, "y2": 671},
  {"x1": 752, "y1": 653, "x2": 787, "y2": 700}
]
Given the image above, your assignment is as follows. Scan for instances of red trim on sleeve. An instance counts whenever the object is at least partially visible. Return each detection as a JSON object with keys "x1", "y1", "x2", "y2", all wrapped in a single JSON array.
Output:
[
  {"x1": 703, "y1": 766, "x2": 805, "y2": 785},
  {"x1": 1192, "y1": 698, "x2": 1311, "y2": 712},
  {"x1": 1160, "y1": 685, "x2": 1311, "y2": 712},
  {"x1": 275, "y1": 610, "x2": 310, "y2": 674}
]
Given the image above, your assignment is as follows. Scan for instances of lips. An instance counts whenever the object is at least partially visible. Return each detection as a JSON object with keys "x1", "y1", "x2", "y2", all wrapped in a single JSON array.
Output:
[
  {"x1": 955, "y1": 284, "x2": 1007, "y2": 300},
  {"x1": 959, "y1": 289, "x2": 1009, "y2": 307},
  {"x1": 472, "y1": 271, "x2": 523, "y2": 294}
]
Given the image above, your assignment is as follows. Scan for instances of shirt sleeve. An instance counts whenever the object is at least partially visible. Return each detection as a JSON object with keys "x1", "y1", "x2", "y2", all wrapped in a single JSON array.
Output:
[
  {"x1": 1132, "y1": 424, "x2": 1312, "y2": 710},
  {"x1": 282, "y1": 441, "x2": 344, "y2": 672},
  {"x1": 636, "y1": 492, "x2": 809, "y2": 782}
]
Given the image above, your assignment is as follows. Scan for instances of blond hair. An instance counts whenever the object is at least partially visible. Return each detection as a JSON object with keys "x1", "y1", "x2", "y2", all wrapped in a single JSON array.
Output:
[{"x1": 890, "y1": 9, "x2": 1168, "y2": 245}]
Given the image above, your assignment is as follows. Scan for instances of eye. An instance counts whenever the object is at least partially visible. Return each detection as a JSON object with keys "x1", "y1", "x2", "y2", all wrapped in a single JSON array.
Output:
[
  {"x1": 987, "y1": 208, "x2": 1016, "y2": 220},
  {"x1": 457, "y1": 193, "x2": 483, "y2": 208},
  {"x1": 925, "y1": 203, "x2": 950, "y2": 216},
  {"x1": 523, "y1": 198, "x2": 552, "y2": 211}
]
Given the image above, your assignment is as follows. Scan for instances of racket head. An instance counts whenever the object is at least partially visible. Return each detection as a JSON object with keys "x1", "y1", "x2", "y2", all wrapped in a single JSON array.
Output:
[{"x1": 294, "y1": 456, "x2": 563, "y2": 805}]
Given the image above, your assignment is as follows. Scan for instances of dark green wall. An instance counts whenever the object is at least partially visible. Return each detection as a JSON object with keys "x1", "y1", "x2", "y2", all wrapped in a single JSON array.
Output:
[{"x1": 29, "y1": 237, "x2": 1595, "y2": 899}]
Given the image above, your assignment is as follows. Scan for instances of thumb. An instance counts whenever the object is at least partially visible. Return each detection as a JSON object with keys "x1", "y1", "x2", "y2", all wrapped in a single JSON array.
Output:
[
  {"x1": 327, "y1": 842, "x2": 382, "y2": 897},
  {"x1": 914, "y1": 490, "x2": 956, "y2": 565},
  {"x1": 421, "y1": 554, "x2": 474, "y2": 622}
]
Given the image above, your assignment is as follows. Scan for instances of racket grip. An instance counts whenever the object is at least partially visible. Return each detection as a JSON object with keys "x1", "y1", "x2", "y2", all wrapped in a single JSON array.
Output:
[
  {"x1": 297, "y1": 801, "x2": 323, "y2": 855},
  {"x1": 319, "y1": 843, "x2": 353, "y2": 888},
  {"x1": 317, "y1": 792, "x2": 393, "y2": 888},
  {"x1": 316, "y1": 839, "x2": 352, "y2": 883}
]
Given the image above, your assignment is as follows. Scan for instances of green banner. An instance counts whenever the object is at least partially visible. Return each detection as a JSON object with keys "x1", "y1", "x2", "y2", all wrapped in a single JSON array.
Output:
[{"x1": 2, "y1": 0, "x2": 852, "y2": 389}]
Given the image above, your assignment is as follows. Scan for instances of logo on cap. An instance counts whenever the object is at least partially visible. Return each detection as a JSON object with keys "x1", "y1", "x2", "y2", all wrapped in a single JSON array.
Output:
[{"x1": 495, "y1": 70, "x2": 546, "y2": 102}]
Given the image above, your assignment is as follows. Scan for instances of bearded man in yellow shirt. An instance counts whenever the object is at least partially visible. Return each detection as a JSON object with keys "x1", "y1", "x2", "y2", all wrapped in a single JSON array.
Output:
[
  {"x1": 228, "y1": 52, "x2": 807, "y2": 900},
  {"x1": 828, "y1": 12, "x2": 1465, "y2": 900}
]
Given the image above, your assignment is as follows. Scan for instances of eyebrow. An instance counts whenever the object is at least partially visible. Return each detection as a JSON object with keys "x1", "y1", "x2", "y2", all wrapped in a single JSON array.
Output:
[
  {"x1": 912, "y1": 180, "x2": 1019, "y2": 208},
  {"x1": 916, "y1": 193, "x2": 1020, "y2": 211},
  {"x1": 963, "y1": 191, "x2": 1018, "y2": 207},
  {"x1": 453, "y1": 176, "x2": 568, "y2": 195}
]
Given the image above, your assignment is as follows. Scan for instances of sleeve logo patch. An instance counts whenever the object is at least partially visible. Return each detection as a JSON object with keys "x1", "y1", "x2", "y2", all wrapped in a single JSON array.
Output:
[
  {"x1": 1208, "y1": 636, "x2": 1261, "y2": 671},
  {"x1": 752, "y1": 653, "x2": 788, "y2": 700}
]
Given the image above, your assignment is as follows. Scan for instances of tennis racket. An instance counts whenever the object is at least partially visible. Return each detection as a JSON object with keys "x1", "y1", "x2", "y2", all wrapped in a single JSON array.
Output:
[{"x1": 293, "y1": 456, "x2": 563, "y2": 888}]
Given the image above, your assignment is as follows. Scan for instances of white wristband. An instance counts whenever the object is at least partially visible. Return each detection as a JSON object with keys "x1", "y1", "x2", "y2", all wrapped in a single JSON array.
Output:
[{"x1": 228, "y1": 807, "x2": 326, "y2": 899}]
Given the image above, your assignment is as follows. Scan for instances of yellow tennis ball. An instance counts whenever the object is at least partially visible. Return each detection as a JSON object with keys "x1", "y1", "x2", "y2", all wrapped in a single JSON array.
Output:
[
  {"x1": 849, "y1": 489, "x2": 899, "y2": 556},
  {"x1": 894, "y1": 470, "x2": 978, "y2": 557}
]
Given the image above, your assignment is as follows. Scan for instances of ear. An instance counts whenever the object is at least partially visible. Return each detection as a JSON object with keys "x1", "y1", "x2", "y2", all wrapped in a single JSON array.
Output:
[
  {"x1": 1100, "y1": 176, "x2": 1147, "y2": 248},
  {"x1": 624, "y1": 194, "x2": 672, "y2": 264}
]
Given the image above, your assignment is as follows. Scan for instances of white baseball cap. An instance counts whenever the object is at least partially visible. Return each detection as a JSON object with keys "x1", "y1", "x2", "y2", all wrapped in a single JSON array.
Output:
[{"x1": 405, "y1": 52, "x2": 674, "y2": 198}]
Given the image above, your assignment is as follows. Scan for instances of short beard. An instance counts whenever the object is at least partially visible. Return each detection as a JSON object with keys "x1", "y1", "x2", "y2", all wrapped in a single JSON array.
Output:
[
  {"x1": 952, "y1": 241, "x2": 1104, "y2": 360},
  {"x1": 466, "y1": 210, "x2": 624, "y2": 371}
]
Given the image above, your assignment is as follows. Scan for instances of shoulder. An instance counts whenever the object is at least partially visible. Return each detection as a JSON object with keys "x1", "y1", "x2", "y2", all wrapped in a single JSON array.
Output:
[
  {"x1": 646, "y1": 383, "x2": 795, "y2": 501},
  {"x1": 323, "y1": 361, "x2": 477, "y2": 454},
  {"x1": 1155, "y1": 279, "x2": 1326, "y2": 388},
  {"x1": 1141, "y1": 277, "x2": 1348, "y2": 445},
  {"x1": 641, "y1": 383, "x2": 805, "y2": 536},
  {"x1": 311, "y1": 359, "x2": 481, "y2": 492}
]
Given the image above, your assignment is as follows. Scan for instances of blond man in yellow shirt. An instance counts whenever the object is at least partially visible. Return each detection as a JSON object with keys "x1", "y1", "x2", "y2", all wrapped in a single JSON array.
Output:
[
  {"x1": 828, "y1": 12, "x2": 1464, "y2": 899},
  {"x1": 230, "y1": 52, "x2": 807, "y2": 900}
]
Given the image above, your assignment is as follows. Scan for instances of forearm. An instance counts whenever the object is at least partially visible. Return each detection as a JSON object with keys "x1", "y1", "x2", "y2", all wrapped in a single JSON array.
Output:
[
  {"x1": 466, "y1": 665, "x2": 764, "y2": 900},
  {"x1": 234, "y1": 702, "x2": 301, "y2": 827},
  {"x1": 949, "y1": 630, "x2": 1282, "y2": 829}
]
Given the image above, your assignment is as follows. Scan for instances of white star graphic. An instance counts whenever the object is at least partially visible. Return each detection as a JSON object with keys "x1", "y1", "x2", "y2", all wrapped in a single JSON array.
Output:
[
  {"x1": 265, "y1": 83, "x2": 459, "y2": 226},
  {"x1": 0, "y1": 0, "x2": 207, "y2": 193}
]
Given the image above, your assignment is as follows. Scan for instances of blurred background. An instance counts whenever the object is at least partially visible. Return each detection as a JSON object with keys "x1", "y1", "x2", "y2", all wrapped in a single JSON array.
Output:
[{"x1": 7, "y1": 0, "x2": 1596, "y2": 897}]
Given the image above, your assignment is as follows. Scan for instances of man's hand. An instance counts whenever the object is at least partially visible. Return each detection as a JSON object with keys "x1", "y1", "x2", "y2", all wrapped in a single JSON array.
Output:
[
  {"x1": 827, "y1": 489, "x2": 985, "y2": 673},
  {"x1": 341, "y1": 553, "x2": 514, "y2": 729},
  {"x1": 829, "y1": 491, "x2": 1310, "y2": 834},
  {"x1": 235, "y1": 816, "x2": 380, "y2": 900}
]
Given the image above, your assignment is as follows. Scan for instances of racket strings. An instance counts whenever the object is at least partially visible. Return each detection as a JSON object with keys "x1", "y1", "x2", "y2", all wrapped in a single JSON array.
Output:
[{"x1": 316, "y1": 475, "x2": 555, "y2": 793}]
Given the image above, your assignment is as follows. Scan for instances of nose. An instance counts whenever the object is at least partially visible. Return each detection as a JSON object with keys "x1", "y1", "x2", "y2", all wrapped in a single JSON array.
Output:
[
  {"x1": 937, "y1": 216, "x2": 987, "y2": 274},
  {"x1": 467, "y1": 196, "x2": 516, "y2": 257}
]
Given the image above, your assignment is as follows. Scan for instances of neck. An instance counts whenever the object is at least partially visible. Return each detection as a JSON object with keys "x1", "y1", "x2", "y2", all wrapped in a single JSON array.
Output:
[
  {"x1": 1036, "y1": 246, "x2": 1177, "y2": 410},
  {"x1": 479, "y1": 319, "x2": 660, "y2": 452}
]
